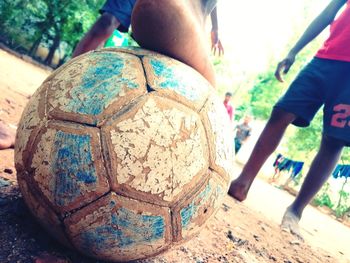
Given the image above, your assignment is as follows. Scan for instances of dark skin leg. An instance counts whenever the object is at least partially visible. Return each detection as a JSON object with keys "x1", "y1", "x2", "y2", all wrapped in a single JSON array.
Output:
[
  {"x1": 131, "y1": 0, "x2": 216, "y2": 87},
  {"x1": 72, "y1": 13, "x2": 120, "y2": 58},
  {"x1": 281, "y1": 135, "x2": 344, "y2": 239},
  {"x1": 228, "y1": 108, "x2": 296, "y2": 200}
]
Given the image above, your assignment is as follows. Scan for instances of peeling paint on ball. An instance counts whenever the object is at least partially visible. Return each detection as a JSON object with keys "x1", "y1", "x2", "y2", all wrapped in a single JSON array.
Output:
[{"x1": 15, "y1": 47, "x2": 233, "y2": 262}]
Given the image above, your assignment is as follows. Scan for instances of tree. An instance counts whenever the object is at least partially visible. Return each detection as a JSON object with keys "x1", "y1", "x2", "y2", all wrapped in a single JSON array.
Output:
[
  {"x1": 0, "y1": 0, "x2": 104, "y2": 65},
  {"x1": 41, "y1": 0, "x2": 103, "y2": 65}
]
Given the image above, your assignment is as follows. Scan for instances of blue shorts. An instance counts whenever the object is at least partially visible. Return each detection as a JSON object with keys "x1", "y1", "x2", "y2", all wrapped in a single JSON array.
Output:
[
  {"x1": 275, "y1": 57, "x2": 350, "y2": 145},
  {"x1": 100, "y1": 0, "x2": 137, "y2": 32},
  {"x1": 202, "y1": 0, "x2": 218, "y2": 15}
]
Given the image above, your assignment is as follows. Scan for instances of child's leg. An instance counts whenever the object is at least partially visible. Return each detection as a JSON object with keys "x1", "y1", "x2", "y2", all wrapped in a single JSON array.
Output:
[
  {"x1": 131, "y1": 0, "x2": 216, "y2": 86},
  {"x1": 0, "y1": 121, "x2": 15, "y2": 150},
  {"x1": 269, "y1": 169, "x2": 278, "y2": 183},
  {"x1": 281, "y1": 135, "x2": 344, "y2": 237},
  {"x1": 72, "y1": 13, "x2": 120, "y2": 57},
  {"x1": 228, "y1": 108, "x2": 296, "y2": 201}
]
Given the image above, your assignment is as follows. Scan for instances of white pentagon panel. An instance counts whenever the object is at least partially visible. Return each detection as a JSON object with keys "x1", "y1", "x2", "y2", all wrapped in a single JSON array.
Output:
[{"x1": 102, "y1": 94, "x2": 209, "y2": 205}]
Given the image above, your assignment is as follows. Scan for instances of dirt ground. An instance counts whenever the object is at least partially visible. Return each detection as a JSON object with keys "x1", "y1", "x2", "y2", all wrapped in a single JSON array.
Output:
[{"x1": 0, "y1": 48, "x2": 349, "y2": 263}]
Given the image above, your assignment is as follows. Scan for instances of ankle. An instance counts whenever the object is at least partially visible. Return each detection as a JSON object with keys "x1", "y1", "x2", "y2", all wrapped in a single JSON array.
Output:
[{"x1": 286, "y1": 205, "x2": 303, "y2": 220}]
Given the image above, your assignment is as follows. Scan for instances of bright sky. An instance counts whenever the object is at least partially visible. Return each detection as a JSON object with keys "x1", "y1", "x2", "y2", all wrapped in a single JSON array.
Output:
[{"x1": 216, "y1": 0, "x2": 328, "y2": 75}]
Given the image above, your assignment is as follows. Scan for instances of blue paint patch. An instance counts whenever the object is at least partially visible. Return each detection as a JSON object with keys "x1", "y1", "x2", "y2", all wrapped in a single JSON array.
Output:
[
  {"x1": 180, "y1": 183, "x2": 212, "y2": 229},
  {"x1": 66, "y1": 53, "x2": 139, "y2": 116},
  {"x1": 80, "y1": 204, "x2": 165, "y2": 251},
  {"x1": 51, "y1": 131, "x2": 97, "y2": 206},
  {"x1": 150, "y1": 59, "x2": 202, "y2": 101}
]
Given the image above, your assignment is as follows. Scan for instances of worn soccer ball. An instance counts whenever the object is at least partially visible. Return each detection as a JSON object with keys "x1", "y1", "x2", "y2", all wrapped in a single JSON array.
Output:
[{"x1": 15, "y1": 47, "x2": 234, "y2": 262}]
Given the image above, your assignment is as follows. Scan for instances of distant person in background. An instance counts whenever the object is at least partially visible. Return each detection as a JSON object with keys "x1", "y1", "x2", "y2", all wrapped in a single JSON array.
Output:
[
  {"x1": 234, "y1": 115, "x2": 252, "y2": 153},
  {"x1": 229, "y1": 0, "x2": 350, "y2": 240},
  {"x1": 223, "y1": 92, "x2": 234, "y2": 121},
  {"x1": 72, "y1": 0, "x2": 224, "y2": 87},
  {"x1": 0, "y1": 122, "x2": 15, "y2": 150}
]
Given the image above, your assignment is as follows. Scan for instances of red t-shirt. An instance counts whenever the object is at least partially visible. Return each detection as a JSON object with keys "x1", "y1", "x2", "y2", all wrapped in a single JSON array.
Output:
[
  {"x1": 316, "y1": 1, "x2": 350, "y2": 62},
  {"x1": 224, "y1": 101, "x2": 233, "y2": 120}
]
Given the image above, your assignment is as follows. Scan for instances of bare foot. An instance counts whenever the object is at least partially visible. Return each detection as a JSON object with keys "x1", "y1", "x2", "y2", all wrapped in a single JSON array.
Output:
[
  {"x1": 281, "y1": 209, "x2": 304, "y2": 240},
  {"x1": 0, "y1": 121, "x2": 16, "y2": 150},
  {"x1": 228, "y1": 178, "x2": 251, "y2": 202}
]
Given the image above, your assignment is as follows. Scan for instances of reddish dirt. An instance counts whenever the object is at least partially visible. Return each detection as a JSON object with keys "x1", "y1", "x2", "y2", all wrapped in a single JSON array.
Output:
[{"x1": 0, "y1": 48, "x2": 348, "y2": 263}]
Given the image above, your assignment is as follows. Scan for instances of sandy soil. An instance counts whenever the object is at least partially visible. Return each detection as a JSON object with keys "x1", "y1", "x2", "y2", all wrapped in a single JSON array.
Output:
[{"x1": 0, "y1": 48, "x2": 349, "y2": 263}]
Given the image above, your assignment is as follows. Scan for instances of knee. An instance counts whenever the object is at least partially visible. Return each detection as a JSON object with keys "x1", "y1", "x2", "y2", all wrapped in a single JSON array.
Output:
[
  {"x1": 132, "y1": 0, "x2": 160, "y2": 19},
  {"x1": 91, "y1": 13, "x2": 118, "y2": 38},
  {"x1": 131, "y1": 0, "x2": 176, "y2": 50},
  {"x1": 321, "y1": 135, "x2": 345, "y2": 151},
  {"x1": 133, "y1": 0, "x2": 172, "y2": 12},
  {"x1": 132, "y1": 0, "x2": 166, "y2": 30},
  {"x1": 268, "y1": 108, "x2": 296, "y2": 126},
  {"x1": 132, "y1": 0, "x2": 185, "y2": 31}
]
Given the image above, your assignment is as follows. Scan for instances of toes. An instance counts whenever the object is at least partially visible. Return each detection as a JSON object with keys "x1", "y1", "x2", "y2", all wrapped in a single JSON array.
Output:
[
  {"x1": 281, "y1": 217, "x2": 304, "y2": 240},
  {"x1": 290, "y1": 228, "x2": 304, "y2": 241}
]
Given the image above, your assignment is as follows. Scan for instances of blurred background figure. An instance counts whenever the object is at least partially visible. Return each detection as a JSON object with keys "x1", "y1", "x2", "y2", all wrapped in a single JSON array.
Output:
[
  {"x1": 235, "y1": 115, "x2": 252, "y2": 153},
  {"x1": 223, "y1": 91, "x2": 234, "y2": 121}
]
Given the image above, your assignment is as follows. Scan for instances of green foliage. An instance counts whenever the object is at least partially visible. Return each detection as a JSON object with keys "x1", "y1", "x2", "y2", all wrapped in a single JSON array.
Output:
[
  {"x1": 0, "y1": 1, "x2": 42, "y2": 49},
  {"x1": 334, "y1": 178, "x2": 350, "y2": 218},
  {"x1": 284, "y1": 111, "x2": 322, "y2": 162},
  {"x1": 313, "y1": 183, "x2": 334, "y2": 209},
  {"x1": 314, "y1": 194, "x2": 333, "y2": 209},
  {"x1": 247, "y1": 40, "x2": 319, "y2": 120},
  {"x1": 312, "y1": 178, "x2": 350, "y2": 219},
  {"x1": 126, "y1": 32, "x2": 139, "y2": 47},
  {"x1": 335, "y1": 189, "x2": 349, "y2": 218},
  {"x1": 248, "y1": 70, "x2": 282, "y2": 120},
  {"x1": 0, "y1": 0, "x2": 104, "y2": 64},
  {"x1": 212, "y1": 55, "x2": 236, "y2": 96}
]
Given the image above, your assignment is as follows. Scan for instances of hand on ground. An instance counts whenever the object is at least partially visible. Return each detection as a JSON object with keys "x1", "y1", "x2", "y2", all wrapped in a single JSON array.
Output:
[{"x1": 0, "y1": 121, "x2": 16, "y2": 150}]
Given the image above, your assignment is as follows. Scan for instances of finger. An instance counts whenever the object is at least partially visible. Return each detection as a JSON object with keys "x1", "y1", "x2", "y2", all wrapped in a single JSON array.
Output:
[
  {"x1": 220, "y1": 45, "x2": 225, "y2": 56},
  {"x1": 275, "y1": 70, "x2": 284, "y2": 82},
  {"x1": 212, "y1": 46, "x2": 216, "y2": 56},
  {"x1": 275, "y1": 63, "x2": 284, "y2": 82},
  {"x1": 283, "y1": 62, "x2": 292, "y2": 74},
  {"x1": 217, "y1": 44, "x2": 222, "y2": 56}
]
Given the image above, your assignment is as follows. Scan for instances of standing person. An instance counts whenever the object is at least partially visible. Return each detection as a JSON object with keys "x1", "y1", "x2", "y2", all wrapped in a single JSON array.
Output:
[
  {"x1": 223, "y1": 92, "x2": 234, "y2": 121},
  {"x1": 234, "y1": 116, "x2": 252, "y2": 153},
  {"x1": 72, "y1": 0, "x2": 224, "y2": 87},
  {"x1": 229, "y1": 0, "x2": 350, "y2": 239}
]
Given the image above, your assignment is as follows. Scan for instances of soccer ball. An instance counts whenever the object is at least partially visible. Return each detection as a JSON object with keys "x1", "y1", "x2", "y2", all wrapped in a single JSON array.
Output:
[{"x1": 15, "y1": 47, "x2": 234, "y2": 262}]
